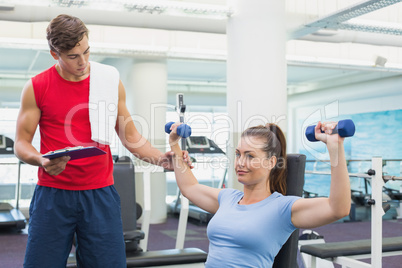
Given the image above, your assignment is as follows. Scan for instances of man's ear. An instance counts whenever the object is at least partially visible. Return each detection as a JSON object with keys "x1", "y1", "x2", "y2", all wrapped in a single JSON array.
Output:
[{"x1": 50, "y1": 50, "x2": 59, "y2": 60}]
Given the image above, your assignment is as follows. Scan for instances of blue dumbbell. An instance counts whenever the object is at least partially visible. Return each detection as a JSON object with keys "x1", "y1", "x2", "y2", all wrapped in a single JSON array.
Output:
[
  {"x1": 165, "y1": 122, "x2": 192, "y2": 138},
  {"x1": 305, "y1": 119, "x2": 355, "y2": 142}
]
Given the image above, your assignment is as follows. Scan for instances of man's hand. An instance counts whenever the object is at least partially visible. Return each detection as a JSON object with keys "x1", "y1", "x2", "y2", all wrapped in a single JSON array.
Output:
[
  {"x1": 159, "y1": 150, "x2": 193, "y2": 171},
  {"x1": 41, "y1": 156, "x2": 70, "y2": 176}
]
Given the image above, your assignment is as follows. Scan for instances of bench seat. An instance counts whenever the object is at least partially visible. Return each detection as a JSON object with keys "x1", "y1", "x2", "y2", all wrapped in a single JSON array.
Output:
[
  {"x1": 300, "y1": 236, "x2": 402, "y2": 259},
  {"x1": 126, "y1": 248, "x2": 207, "y2": 267}
]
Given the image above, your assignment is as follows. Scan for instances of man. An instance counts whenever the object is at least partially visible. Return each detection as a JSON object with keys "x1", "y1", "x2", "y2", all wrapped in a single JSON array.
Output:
[{"x1": 14, "y1": 14, "x2": 188, "y2": 267}]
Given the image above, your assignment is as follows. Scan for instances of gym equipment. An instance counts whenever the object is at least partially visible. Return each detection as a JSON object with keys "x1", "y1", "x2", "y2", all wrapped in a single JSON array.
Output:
[
  {"x1": 300, "y1": 157, "x2": 402, "y2": 268},
  {"x1": 0, "y1": 135, "x2": 26, "y2": 230},
  {"x1": 112, "y1": 156, "x2": 145, "y2": 252},
  {"x1": 165, "y1": 122, "x2": 192, "y2": 138},
  {"x1": 305, "y1": 119, "x2": 355, "y2": 142},
  {"x1": 273, "y1": 154, "x2": 306, "y2": 267},
  {"x1": 305, "y1": 158, "x2": 402, "y2": 215},
  {"x1": 168, "y1": 93, "x2": 192, "y2": 250},
  {"x1": 119, "y1": 155, "x2": 207, "y2": 267},
  {"x1": 175, "y1": 93, "x2": 189, "y2": 150},
  {"x1": 126, "y1": 248, "x2": 207, "y2": 267}
]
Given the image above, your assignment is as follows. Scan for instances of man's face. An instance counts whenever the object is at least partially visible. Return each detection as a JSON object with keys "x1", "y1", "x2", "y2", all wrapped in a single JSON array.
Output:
[{"x1": 51, "y1": 35, "x2": 90, "y2": 81}]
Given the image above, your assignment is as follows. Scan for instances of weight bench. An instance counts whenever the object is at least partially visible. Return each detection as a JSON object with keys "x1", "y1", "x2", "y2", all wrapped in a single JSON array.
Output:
[
  {"x1": 273, "y1": 154, "x2": 306, "y2": 267},
  {"x1": 125, "y1": 248, "x2": 207, "y2": 267},
  {"x1": 67, "y1": 248, "x2": 206, "y2": 268},
  {"x1": 300, "y1": 237, "x2": 402, "y2": 268}
]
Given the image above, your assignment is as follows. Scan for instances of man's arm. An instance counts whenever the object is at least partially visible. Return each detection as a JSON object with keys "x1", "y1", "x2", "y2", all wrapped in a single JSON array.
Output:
[
  {"x1": 14, "y1": 80, "x2": 43, "y2": 165},
  {"x1": 115, "y1": 80, "x2": 166, "y2": 166},
  {"x1": 14, "y1": 80, "x2": 69, "y2": 175}
]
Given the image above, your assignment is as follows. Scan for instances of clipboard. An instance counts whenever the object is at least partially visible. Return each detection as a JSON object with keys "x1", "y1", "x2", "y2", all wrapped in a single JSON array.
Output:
[{"x1": 42, "y1": 146, "x2": 106, "y2": 160}]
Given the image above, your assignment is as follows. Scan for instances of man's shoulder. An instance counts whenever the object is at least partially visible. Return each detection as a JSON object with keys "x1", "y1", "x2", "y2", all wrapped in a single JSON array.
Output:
[{"x1": 33, "y1": 65, "x2": 55, "y2": 81}]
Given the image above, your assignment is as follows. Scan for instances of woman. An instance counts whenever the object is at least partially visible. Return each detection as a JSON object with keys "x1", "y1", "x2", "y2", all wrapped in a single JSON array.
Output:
[{"x1": 168, "y1": 122, "x2": 351, "y2": 267}]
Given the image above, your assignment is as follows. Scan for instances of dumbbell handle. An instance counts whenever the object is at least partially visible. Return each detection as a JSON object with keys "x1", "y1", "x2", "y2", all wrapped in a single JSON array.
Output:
[
  {"x1": 165, "y1": 122, "x2": 192, "y2": 138},
  {"x1": 305, "y1": 119, "x2": 355, "y2": 142}
]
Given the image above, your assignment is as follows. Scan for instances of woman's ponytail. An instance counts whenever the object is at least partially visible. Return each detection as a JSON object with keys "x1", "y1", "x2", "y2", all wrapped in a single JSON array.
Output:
[{"x1": 266, "y1": 123, "x2": 287, "y2": 195}]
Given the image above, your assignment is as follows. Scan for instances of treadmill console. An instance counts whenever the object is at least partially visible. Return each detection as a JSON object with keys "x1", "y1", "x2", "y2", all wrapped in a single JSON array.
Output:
[
  {"x1": 186, "y1": 136, "x2": 225, "y2": 154},
  {"x1": 186, "y1": 136, "x2": 210, "y2": 149}
]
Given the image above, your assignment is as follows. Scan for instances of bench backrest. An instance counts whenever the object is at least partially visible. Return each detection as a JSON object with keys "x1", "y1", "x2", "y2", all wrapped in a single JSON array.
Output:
[{"x1": 273, "y1": 153, "x2": 306, "y2": 268}]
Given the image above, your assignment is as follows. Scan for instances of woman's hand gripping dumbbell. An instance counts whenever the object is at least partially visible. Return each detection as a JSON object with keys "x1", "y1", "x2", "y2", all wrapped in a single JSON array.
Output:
[
  {"x1": 305, "y1": 119, "x2": 355, "y2": 142},
  {"x1": 161, "y1": 122, "x2": 193, "y2": 169},
  {"x1": 165, "y1": 121, "x2": 192, "y2": 138}
]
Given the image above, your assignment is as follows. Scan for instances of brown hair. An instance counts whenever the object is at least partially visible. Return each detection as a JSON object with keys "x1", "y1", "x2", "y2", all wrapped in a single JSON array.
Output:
[
  {"x1": 46, "y1": 14, "x2": 88, "y2": 54},
  {"x1": 241, "y1": 123, "x2": 287, "y2": 195}
]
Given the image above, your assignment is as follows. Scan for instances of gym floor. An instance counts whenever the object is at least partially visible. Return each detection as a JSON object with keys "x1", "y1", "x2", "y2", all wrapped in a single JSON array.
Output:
[{"x1": 1, "y1": 212, "x2": 402, "y2": 268}]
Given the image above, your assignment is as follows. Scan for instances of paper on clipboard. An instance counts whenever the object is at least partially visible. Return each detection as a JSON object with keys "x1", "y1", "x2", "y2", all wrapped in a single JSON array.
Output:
[{"x1": 42, "y1": 146, "x2": 106, "y2": 160}]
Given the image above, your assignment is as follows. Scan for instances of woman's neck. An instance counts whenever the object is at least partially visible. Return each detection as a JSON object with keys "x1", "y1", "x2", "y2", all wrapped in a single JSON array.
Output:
[{"x1": 239, "y1": 186, "x2": 271, "y2": 205}]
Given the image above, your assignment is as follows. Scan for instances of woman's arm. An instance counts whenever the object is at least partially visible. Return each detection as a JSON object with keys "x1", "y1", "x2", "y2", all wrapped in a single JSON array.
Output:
[
  {"x1": 291, "y1": 121, "x2": 351, "y2": 229},
  {"x1": 169, "y1": 123, "x2": 221, "y2": 214}
]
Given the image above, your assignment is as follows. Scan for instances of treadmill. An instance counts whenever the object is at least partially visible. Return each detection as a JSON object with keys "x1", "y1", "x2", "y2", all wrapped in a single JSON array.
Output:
[
  {"x1": 171, "y1": 136, "x2": 227, "y2": 224},
  {"x1": 0, "y1": 135, "x2": 27, "y2": 230}
]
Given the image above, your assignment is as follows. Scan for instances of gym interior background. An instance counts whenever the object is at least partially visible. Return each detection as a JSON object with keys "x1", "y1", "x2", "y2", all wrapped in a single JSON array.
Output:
[{"x1": 1, "y1": 0, "x2": 402, "y2": 267}]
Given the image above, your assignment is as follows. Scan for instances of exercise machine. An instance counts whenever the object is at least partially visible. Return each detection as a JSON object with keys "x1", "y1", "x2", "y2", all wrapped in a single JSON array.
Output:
[
  {"x1": 273, "y1": 153, "x2": 306, "y2": 267},
  {"x1": 113, "y1": 156, "x2": 145, "y2": 252},
  {"x1": 0, "y1": 135, "x2": 26, "y2": 230},
  {"x1": 300, "y1": 157, "x2": 402, "y2": 268}
]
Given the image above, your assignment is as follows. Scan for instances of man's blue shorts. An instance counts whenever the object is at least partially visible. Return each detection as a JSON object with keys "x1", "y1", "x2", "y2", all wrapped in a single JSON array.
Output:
[{"x1": 24, "y1": 185, "x2": 126, "y2": 268}]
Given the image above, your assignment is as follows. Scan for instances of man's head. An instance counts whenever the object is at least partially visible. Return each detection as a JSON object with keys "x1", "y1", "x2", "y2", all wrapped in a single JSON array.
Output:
[{"x1": 46, "y1": 14, "x2": 89, "y2": 54}]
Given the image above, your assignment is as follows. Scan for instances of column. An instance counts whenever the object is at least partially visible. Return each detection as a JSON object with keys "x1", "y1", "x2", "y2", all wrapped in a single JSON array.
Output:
[
  {"x1": 126, "y1": 59, "x2": 168, "y2": 224},
  {"x1": 226, "y1": 0, "x2": 287, "y2": 189}
]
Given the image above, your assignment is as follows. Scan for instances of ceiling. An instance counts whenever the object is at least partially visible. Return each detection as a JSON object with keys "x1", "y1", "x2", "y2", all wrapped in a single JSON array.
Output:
[{"x1": 1, "y1": 0, "x2": 402, "y2": 108}]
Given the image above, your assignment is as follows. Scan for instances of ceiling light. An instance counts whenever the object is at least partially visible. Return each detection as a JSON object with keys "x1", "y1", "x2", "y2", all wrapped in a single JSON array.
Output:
[
  {"x1": 338, "y1": 21, "x2": 402, "y2": 35},
  {"x1": 0, "y1": 4, "x2": 14, "y2": 11},
  {"x1": 122, "y1": 1, "x2": 232, "y2": 19},
  {"x1": 1, "y1": 0, "x2": 231, "y2": 19},
  {"x1": 52, "y1": 0, "x2": 86, "y2": 8},
  {"x1": 290, "y1": 0, "x2": 402, "y2": 39}
]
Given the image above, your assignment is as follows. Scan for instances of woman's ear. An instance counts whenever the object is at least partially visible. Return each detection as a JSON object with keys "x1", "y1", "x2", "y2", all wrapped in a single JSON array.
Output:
[{"x1": 269, "y1": 156, "x2": 277, "y2": 170}]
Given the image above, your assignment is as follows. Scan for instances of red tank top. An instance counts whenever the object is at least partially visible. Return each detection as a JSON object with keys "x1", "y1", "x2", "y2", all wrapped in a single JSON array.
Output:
[{"x1": 32, "y1": 65, "x2": 114, "y2": 190}]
